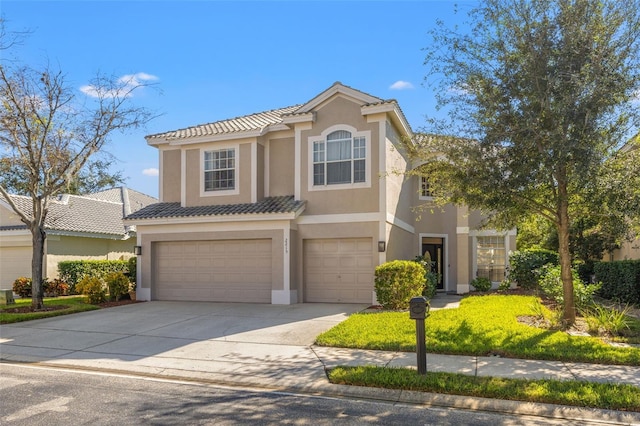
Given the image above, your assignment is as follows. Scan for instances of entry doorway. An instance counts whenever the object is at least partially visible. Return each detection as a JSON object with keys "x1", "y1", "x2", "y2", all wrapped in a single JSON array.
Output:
[{"x1": 422, "y1": 237, "x2": 445, "y2": 290}]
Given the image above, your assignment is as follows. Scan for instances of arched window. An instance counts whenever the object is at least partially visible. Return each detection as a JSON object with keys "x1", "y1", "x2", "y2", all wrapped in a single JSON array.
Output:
[{"x1": 312, "y1": 130, "x2": 366, "y2": 186}]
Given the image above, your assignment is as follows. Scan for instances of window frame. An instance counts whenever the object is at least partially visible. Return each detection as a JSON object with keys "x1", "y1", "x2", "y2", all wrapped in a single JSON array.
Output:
[
  {"x1": 200, "y1": 145, "x2": 240, "y2": 197},
  {"x1": 419, "y1": 176, "x2": 435, "y2": 200},
  {"x1": 474, "y1": 235, "x2": 507, "y2": 283},
  {"x1": 308, "y1": 125, "x2": 371, "y2": 191}
]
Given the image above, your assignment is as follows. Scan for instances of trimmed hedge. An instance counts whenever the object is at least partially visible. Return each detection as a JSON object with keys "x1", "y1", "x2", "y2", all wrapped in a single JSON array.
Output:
[
  {"x1": 58, "y1": 260, "x2": 129, "y2": 293},
  {"x1": 594, "y1": 260, "x2": 640, "y2": 304},
  {"x1": 374, "y1": 260, "x2": 426, "y2": 310},
  {"x1": 508, "y1": 249, "x2": 559, "y2": 289}
]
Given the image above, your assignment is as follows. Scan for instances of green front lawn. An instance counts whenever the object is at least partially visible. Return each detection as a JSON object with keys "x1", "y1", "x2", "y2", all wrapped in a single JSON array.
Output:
[
  {"x1": 316, "y1": 294, "x2": 640, "y2": 366},
  {"x1": 0, "y1": 296, "x2": 100, "y2": 324},
  {"x1": 329, "y1": 366, "x2": 640, "y2": 412}
]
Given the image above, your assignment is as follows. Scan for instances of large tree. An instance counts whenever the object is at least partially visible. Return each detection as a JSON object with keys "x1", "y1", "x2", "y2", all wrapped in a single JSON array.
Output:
[
  {"x1": 414, "y1": 0, "x2": 640, "y2": 324},
  {"x1": 0, "y1": 55, "x2": 154, "y2": 310},
  {"x1": 0, "y1": 156, "x2": 126, "y2": 196}
]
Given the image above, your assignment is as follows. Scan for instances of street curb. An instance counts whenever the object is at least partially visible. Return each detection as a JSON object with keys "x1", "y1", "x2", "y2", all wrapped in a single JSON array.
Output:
[{"x1": 4, "y1": 359, "x2": 639, "y2": 425}]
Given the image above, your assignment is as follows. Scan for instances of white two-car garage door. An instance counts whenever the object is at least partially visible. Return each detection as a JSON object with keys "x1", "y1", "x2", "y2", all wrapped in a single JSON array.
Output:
[
  {"x1": 154, "y1": 239, "x2": 272, "y2": 303},
  {"x1": 304, "y1": 238, "x2": 374, "y2": 303}
]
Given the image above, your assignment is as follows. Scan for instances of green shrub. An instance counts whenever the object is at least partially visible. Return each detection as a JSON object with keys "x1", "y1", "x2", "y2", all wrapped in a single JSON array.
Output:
[
  {"x1": 471, "y1": 276, "x2": 492, "y2": 292},
  {"x1": 127, "y1": 256, "x2": 137, "y2": 284},
  {"x1": 498, "y1": 280, "x2": 511, "y2": 292},
  {"x1": 594, "y1": 260, "x2": 640, "y2": 305},
  {"x1": 538, "y1": 265, "x2": 600, "y2": 310},
  {"x1": 75, "y1": 276, "x2": 107, "y2": 304},
  {"x1": 583, "y1": 304, "x2": 632, "y2": 336},
  {"x1": 58, "y1": 260, "x2": 129, "y2": 293},
  {"x1": 573, "y1": 259, "x2": 595, "y2": 284},
  {"x1": 104, "y1": 272, "x2": 130, "y2": 301},
  {"x1": 375, "y1": 260, "x2": 426, "y2": 310},
  {"x1": 44, "y1": 278, "x2": 69, "y2": 297},
  {"x1": 508, "y1": 249, "x2": 559, "y2": 290},
  {"x1": 12, "y1": 277, "x2": 32, "y2": 298},
  {"x1": 413, "y1": 255, "x2": 437, "y2": 299}
]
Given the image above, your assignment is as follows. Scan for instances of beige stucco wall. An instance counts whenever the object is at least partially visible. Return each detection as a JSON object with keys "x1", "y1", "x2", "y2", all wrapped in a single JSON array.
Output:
[
  {"x1": 161, "y1": 149, "x2": 181, "y2": 203},
  {"x1": 268, "y1": 137, "x2": 295, "y2": 196},
  {"x1": 299, "y1": 96, "x2": 380, "y2": 215},
  {"x1": 385, "y1": 223, "x2": 415, "y2": 261},
  {"x1": 46, "y1": 235, "x2": 135, "y2": 278},
  {"x1": 610, "y1": 238, "x2": 640, "y2": 261},
  {"x1": 385, "y1": 126, "x2": 414, "y2": 226},
  {"x1": 289, "y1": 228, "x2": 299, "y2": 292},
  {"x1": 184, "y1": 143, "x2": 253, "y2": 207},
  {"x1": 257, "y1": 143, "x2": 265, "y2": 201}
]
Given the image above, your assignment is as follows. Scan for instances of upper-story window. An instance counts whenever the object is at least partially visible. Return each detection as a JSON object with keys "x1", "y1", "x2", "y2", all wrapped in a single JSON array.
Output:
[
  {"x1": 420, "y1": 176, "x2": 435, "y2": 199},
  {"x1": 313, "y1": 130, "x2": 366, "y2": 186},
  {"x1": 204, "y1": 148, "x2": 235, "y2": 191}
]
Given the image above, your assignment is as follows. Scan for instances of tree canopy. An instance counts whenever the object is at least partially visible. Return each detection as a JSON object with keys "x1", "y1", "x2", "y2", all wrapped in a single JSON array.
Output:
[
  {"x1": 0, "y1": 20, "x2": 155, "y2": 309},
  {"x1": 412, "y1": 0, "x2": 640, "y2": 324}
]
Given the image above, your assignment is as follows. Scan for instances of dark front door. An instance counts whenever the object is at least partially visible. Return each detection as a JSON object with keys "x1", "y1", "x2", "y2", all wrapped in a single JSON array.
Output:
[{"x1": 422, "y1": 238, "x2": 445, "y2": 290}]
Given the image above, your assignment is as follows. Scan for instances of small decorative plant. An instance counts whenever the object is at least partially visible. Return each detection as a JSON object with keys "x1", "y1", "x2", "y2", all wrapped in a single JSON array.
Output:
[
  {"x1": 104, "y1": 272, "x2": 130, "y2": 301},
  {"x1": 76, "y1": 276, "x2": 107, "y2": 304},
  {"x1": 44, "y1": 278, "x2": 69, "y2": 297},
  {"x1": 470, "y1": 276, "x2": 492, "y2": 292},
  {"x1": 12, "y1": 277, "x2": 32, "y2": 298}
]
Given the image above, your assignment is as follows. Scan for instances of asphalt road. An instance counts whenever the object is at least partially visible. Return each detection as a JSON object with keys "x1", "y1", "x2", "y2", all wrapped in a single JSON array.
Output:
[{"x1": 0, "y1": 363, "x2": 591, "y2": 426}]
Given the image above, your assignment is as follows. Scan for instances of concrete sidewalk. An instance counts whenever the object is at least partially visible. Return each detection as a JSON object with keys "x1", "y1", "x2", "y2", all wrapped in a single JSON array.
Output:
[{"x1": 1, "y1": 297, "x2": 639, "y2": 424}]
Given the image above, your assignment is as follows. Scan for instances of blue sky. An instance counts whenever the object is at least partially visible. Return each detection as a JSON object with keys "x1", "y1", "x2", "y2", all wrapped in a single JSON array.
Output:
[{"x1": 2, "y1": 1, "x2": 475, "y2": 198}]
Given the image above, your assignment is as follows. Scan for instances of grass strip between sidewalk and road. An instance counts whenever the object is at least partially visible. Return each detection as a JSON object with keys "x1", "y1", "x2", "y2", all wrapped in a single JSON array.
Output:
[
  {"x1": 328, "y1": 365, "x2": 640, "y2": 412},
  {"x1": 0, "y1": 297, "x2": 99, "y2": 324},
  {"x1": 315, "y1": 294, "x2": 640, "y2": 366}
]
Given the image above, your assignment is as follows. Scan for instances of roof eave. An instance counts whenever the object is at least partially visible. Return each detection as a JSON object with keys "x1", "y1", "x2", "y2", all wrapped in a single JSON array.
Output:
[{"x1": 361, "y1": 102, "x2": 413, "y2": 137}]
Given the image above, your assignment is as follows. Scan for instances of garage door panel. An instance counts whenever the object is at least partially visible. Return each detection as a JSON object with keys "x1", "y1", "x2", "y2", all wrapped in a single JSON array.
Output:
[
  {"x1": 155, "y1": 239, "x2": 272, "y2": 303},
  {"x1": 357, "y1": 257, "x2": 372, "y2": 267},
  {"x1": 304, "y1": 238, "x2": 373, "y2": 303}
]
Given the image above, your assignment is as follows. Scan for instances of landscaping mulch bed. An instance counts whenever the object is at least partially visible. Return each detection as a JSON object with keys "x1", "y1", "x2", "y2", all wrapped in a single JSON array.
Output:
[{"x1": 1, "y1": 298, "x2": 140, "y2": 314}]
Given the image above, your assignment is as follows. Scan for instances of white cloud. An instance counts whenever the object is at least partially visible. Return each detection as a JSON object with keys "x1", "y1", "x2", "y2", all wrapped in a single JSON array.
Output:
[
  {"x1": 81, "y1": 72, "x2": 159, "y2": 98},
  {"x1": 389, "y1": 80, "x2": 415, "y2": 90},
  {"x1": 142, "y1": 168, "x2": 159, "y2": 177}
]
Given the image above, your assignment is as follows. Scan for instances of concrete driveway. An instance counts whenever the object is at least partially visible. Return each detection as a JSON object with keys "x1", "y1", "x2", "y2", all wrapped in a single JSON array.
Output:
[{"x1": 0, "y1": 301, "x2": 367, "y2": 389}]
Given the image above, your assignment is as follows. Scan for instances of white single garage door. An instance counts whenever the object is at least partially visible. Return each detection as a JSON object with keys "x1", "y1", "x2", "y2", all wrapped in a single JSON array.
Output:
[
  {"x1": 304, "y1": 238, "x2": 374, "y2": 303},
  {"x1": 154, "y1": 239, "x2": 272, "y2": 303},
  {"x1": 0, "y1": 246, "x2": 32, "y2": 288}
]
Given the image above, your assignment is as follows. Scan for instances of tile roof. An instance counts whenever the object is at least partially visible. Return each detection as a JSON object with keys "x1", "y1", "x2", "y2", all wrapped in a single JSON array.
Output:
[
  {"x1": 146, "y1": 105, "x2": 301, "y2": 141},
  {"x1": 0, "y1": 187, "x2": 157, "y2": 237},
  {"x1": 125, "y1": 195, "x2": 305, "y2": 221},
  {"x1": 145, "y1": 82, "x2": 415, "y2": 143}
]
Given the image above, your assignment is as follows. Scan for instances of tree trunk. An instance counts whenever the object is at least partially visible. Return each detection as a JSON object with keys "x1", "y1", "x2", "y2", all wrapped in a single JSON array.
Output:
[
  {"x1": 557, "y1": 184, "x2": 576, "y2": 325},
  {"x1": 31, "y1": 225, "x2": 46, "y2": 311}
]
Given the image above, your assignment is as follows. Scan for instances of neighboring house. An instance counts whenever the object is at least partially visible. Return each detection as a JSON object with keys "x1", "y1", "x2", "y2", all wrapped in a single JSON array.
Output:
[
  {"x1": 0, "y1": 187, "x2": 157, "y2": 287},
  {"x1": 607, "y1": 136, "x2": 640, "y2": 261},
  {"x1": 126, "y1": 82, "x2": 515, "y2": 304},
  {"x1": 609, "y1": 241, "x2": 640, "y2": 261}
]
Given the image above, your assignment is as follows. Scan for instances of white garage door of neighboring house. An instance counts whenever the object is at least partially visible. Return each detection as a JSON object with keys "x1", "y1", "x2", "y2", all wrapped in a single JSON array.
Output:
[
  {"x1": 304, "y1": 238, "x2": 374, "y2": 303},
  {"x1": 154, "y1": 239, "x2": 272, "y2": 303},
  {"x1": 0, "y1": 246, "x2": 32, "y2": 288}
]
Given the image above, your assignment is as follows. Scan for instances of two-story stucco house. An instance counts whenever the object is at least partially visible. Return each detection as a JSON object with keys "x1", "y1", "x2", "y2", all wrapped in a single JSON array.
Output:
[{"x1": 126, "y1": 82, "x2": 516, "y2": 304}]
